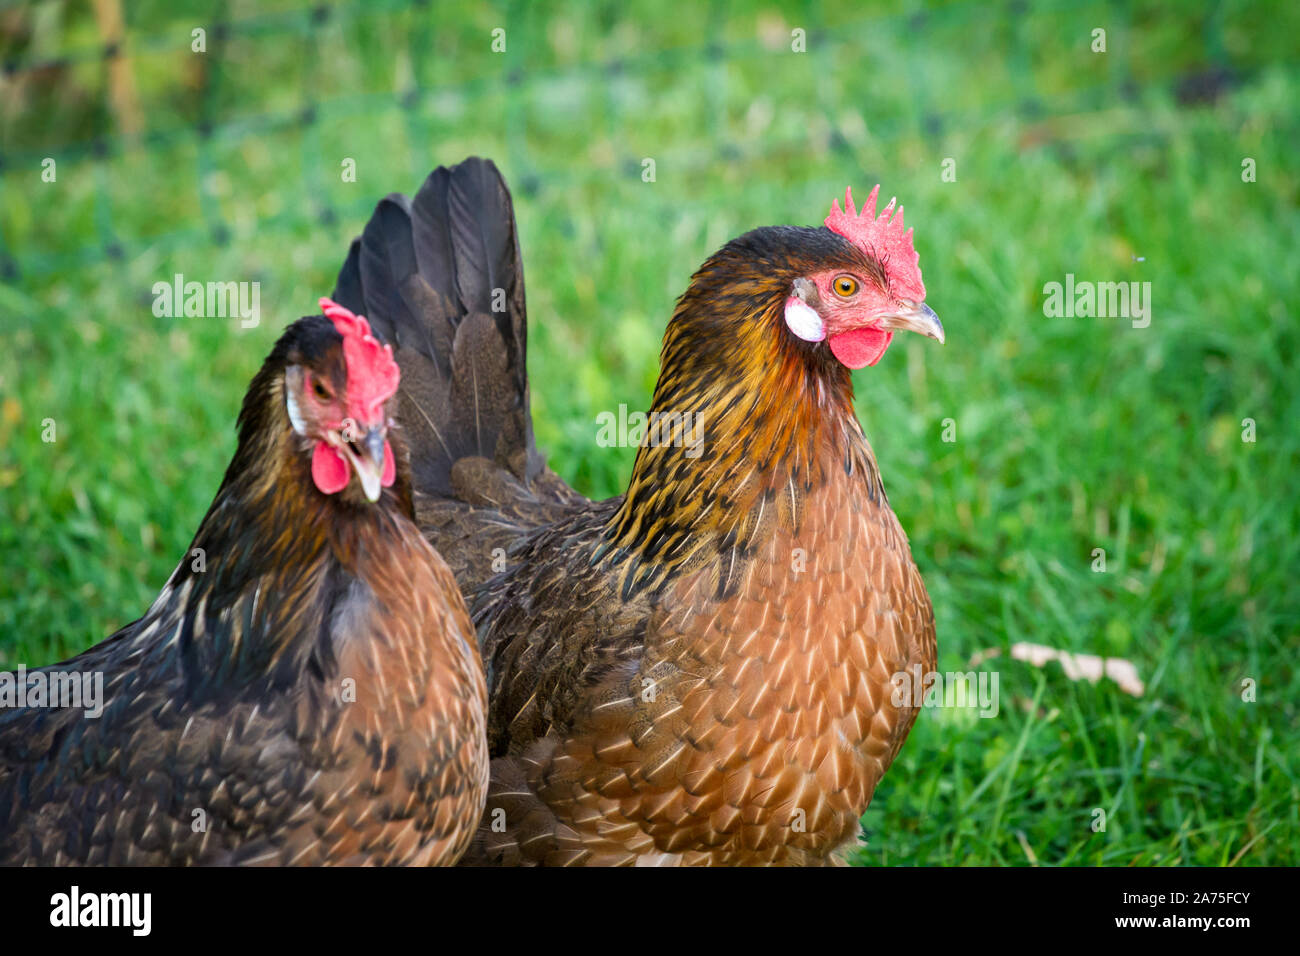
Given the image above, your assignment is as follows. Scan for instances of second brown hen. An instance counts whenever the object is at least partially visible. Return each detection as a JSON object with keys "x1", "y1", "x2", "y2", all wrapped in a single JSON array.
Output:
[{"x1": 0, "y1": 301, "x2": 487, "y2": 866}]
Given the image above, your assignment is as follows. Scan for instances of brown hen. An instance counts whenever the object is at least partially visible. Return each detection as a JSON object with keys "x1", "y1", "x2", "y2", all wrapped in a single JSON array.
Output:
[
  {"x1": 333, "y1": 158, "x2": 941, "y2": 866},
  {"x1": 0, "y1": 301, "x2": 488, "y2": 865}
]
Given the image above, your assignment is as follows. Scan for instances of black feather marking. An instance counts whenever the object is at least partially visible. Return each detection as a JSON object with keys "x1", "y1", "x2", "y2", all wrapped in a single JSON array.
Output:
[
  {"x1": 332, "y1": 238, "x2": 365, "y2": 318},
  {"x1": 411, "y1": 166, "x2": 459, "y2": 315},
  {"x1": 337, "y1": 157, "x2": 540, "y2": 498},
  {"x1": 358, "y1": 194, "x2": 416, "y2": 347}
]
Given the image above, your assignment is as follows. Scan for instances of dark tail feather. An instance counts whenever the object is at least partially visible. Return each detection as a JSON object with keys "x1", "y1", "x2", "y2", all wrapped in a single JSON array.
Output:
[{"x1": 332, "y1": 157, "x2": 540, "y2": 499}]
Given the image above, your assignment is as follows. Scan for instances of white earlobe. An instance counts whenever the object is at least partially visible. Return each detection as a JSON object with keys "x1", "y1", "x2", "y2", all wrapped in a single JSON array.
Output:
[
  {"x1": 784, "y1": 297, "x2": 825, "y2": 342},
  {"x1": 284, "y1": 366, "x2": 309, "y2": 435}
]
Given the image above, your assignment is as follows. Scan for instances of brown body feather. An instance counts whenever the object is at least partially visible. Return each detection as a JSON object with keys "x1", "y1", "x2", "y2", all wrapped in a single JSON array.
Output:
[{"x1": 333, "y1": 159, "x2": 936, "y2": 866}]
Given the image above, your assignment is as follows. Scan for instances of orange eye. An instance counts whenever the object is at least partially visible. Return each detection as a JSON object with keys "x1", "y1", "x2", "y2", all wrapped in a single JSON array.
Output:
[
  {"x1": 312, "y1": 378, "x2": 332, "y2": 402},
  {"x1": 833, "y1": 275, "x2": 859, "y2": 297}
]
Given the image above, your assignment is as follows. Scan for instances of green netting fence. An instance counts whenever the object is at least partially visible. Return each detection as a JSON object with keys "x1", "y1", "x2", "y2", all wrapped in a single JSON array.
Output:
[{"x1": 0, "y1": 0, "x2": 1270, "y2": 285}]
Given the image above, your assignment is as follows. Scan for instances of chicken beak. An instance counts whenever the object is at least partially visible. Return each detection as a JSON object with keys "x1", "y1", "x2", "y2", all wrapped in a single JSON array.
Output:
[
  {"x1": 364, "y1": 426, "x2": 386, "y2": 474},
  {"x1": 356, "y1": 426, "x2": 387, "y2": 503},
  {"x1": 336, "y1": 424, "x2": 387, "y2": 503},
  {"x1": 880, "y1": 302, "x2": 944, "y2": 344}
]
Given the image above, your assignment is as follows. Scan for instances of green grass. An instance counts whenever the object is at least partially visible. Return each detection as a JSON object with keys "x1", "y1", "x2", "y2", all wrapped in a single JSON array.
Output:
[{"x1": 1, "y1": 0, "x2": 1297, "y2": 865}]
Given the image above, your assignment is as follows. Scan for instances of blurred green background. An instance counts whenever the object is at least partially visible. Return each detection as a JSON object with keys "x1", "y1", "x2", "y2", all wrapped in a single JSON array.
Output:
[{"x1": 1, "y1": 0, "x2": 1296, "y2": 865}]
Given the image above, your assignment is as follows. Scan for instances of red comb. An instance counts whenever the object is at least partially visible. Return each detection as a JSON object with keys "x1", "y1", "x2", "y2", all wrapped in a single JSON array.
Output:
[
  {"x1": 825, "y1": 186, "x2": 926, "y2": 301},
  {"x1": 318, "y1": 297, "x2": 400, "y2": 426}
]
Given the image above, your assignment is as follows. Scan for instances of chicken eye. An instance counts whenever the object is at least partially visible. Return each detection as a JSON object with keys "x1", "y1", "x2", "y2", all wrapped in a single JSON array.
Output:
[
  {"x1": 833, "y1": 275, "x2": 859, "y2": 298},
  {"x1": 311, "y1": 378, "x2": 332, "y2": 402}
]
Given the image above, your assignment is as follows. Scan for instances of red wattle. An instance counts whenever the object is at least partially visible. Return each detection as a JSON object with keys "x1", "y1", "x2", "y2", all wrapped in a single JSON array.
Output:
[
  {"x1": 312, "y1": 442, "x2": 350, "y2": 495},
  {"x1": 381, "y1": 440, "x2": 395, "y2": 487},
  {"x1": 828, "y1": 328, "x2": 893, "y2": 369}
]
